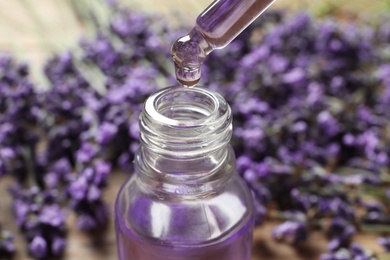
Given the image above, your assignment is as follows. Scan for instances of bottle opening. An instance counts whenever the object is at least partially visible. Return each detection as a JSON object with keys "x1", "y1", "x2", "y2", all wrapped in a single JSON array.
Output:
[
  {"x1": 155, "y1": 88, "x2": 215, "y2": 120},
  {"x1": 140, "y1": 86, "x2": 232, "y2": 157},
  {"x1": 145, "y1": 86, "x2": 219, "y2": 127}
]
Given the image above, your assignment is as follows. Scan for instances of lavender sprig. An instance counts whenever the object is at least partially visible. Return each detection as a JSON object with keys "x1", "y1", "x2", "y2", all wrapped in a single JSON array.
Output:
[
  {"x1": 68, "y1": 140, "x2": 111, "y2": 231},
  {"x1": 9, "y1": 185, "x2": 67, "y2": 259},
  {"x1": 0, "y1": 225, "x2": 15, "y2": 257}
]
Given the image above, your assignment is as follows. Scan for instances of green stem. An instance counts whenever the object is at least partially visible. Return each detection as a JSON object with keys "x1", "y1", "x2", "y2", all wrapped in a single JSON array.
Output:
[
  {"x1": 17, "y1": 0, "x2": 57, "y2": 50},
  {"x1": 21, "y1": 145, "x2": 36, "y2": 187},
  {"x1": 360, "y1": 224, "x2": 390, "y2": 233}
]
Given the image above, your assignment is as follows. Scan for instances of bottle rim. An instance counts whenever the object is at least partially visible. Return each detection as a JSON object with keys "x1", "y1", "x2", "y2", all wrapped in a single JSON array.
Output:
[
  {"x1": 144, "y1": 85, "x2": 220, "y2": 127},
  {"x1": 139, "y1": 85, "x2": 232, "y2": 157}
]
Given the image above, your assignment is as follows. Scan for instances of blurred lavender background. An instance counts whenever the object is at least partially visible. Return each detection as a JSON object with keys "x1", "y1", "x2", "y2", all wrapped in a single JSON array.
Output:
[
  {"x1": 0, "y1": 0, "x2": 390, "y2": 259},
  {"x1": 0, "y1": 0, "x2": 387, "y2": 82}
]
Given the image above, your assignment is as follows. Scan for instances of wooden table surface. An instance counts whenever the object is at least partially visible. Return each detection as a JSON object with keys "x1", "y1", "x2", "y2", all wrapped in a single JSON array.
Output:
[{"x1": 0, "y1": 172, "x2": 385, "y2": 260}]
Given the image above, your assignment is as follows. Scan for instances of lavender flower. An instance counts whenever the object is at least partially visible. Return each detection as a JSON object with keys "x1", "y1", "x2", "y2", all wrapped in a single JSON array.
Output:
[
  {"x1": 76, "y1": 143, "x2": 98, "y2": 165},
  {"x1": 29, "y1": 236, "x2": 47, "y2": 259},
  {"x1": 10, "y1": 185, "x2": 67, "y2": 259},
  {"x1": 68, "y1": 160, "x2": 111, "y2": 231},
  {"x1": 272, "y1": 221, "x2": 308, "y2": 244},
  {"x1": 378, "y1": 237, "x2": 390, "y2": 252},
  {"x1": 39, "y1": 205, "x2": 66, "y2": 228},
  {"x1": 320, "y1": 243, "x2": 376, "y2": 260},
  {"x1": 0, "y1": 226, "x2": 15, "y2": 256},
  {"x1": 326, "y1": 218, "x2": 356, "y2": 252}
]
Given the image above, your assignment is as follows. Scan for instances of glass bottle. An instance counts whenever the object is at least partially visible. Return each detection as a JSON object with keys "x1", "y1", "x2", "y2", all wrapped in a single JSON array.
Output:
[
  {"x1": 115, "y1": 86, "x2": 254, "y2": 260},
  {"x1": 171, "y1": 0, "x2": 276, "y2": 86}
]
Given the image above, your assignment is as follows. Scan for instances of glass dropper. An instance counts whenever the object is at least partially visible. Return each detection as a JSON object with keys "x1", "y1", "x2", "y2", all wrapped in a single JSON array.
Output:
[{"x1": 171, "y1": 0, "x2": 276, "y2": 87}]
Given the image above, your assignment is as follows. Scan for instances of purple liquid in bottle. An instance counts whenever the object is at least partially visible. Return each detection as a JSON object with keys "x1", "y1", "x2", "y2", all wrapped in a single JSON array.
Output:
[
  {"x1": 116, "y1": 196, "x2": 253, "y2": 260},
  {"x1": 171, "y1": 0, "x2": 276, "y2": 87},
  {"x1": 115, "y1": 87, "x2": 254, "y2": 260},
  {"x1": 116, "y1": 221, "x2": 253, "y2": 259}
]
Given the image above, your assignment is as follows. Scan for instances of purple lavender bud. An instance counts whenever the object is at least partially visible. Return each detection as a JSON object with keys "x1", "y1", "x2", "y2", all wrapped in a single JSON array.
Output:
[
  {"x1": 317, "y1": 111, "x2": 340, "y2": 137},
  {"x1": 291, "y1": 189, "x2": 311, "y2": 212},
  {"x1": 83, "y1": 167, "x2": 95, "y2": 182},
  {"x1": 272, "y1": 221, "x2": 308, "y2": 244},
  {"x1": 386, "y1": 189, "x2": 390, "y2": 200},
  {"x1": 236, "y1": 98, "x2": 269, "y2": 115},
  {"x1": 328, "y1": 238, "x2": 341, "y2": 252},
  {"x1": 77, "y1": 214, "x2": 97, "y2": 231},
  {"x1": 378, "y1": 237, "x2": 390, "y2": 251},
  {"x1": 236, "y1": 156, "x2": 253, "y2": 174},
  {"x1": 375, "y1": 152, "x2": 389, "y2": 165},
  {"x1": 29, "y1": 236, "x2": 47, "y2": 259},
  {"x1": 243, "y1": 169, "x2": 258, "y2": 182},
  {"x1": 326, "y1": 219, "x2": 356, "y2": 252},
  {"x1": 254, "y1": 161, "x2": 270, "y2": 179},
  {"x1": 118, "y1": 152, "x2": 132, "y2": 171},
  {"x1": 94, "y1": 202, "x2": 110, "y2": 226},
  {"x1": 269, "y1": 54, "x2": 289, "y2": 73},
  {"x1": 378, "y1": 64, "x2": 390, "y2": 81},
  {"x1": 349, "y1": 243, "x2": 365, "y2": 256},
  {"x1": 252, "y1": 197, "x2": 266, "y2": 225},
  {"x1": 362, "y1": 175, "x2": 381, "y2": 185},
  {"x1": 68, "y1": 176, "x2": 88, "y2": 201},
  {"x1": 1, "y1": 240, "x2": 15, "y2": 254},
  {"x1": 44, "y1": 172, "x2": 59, "y2": 188},
  {"x1": 106, "y1": 86, "x2": 129, "y2": 104},
  {"x1": 0, "y1": 123, "x2": 13, "y2": 143},
  {"x1": 51, "y1": 237, "x2": 66, "y2": 256},
  {"x1": 282, "y1": 68, "x2": 306, "y2": 87},
  {"x1": 343, "y1": 224, "x2": 356, "y2": 238},
  {"x1": 320, "y1": 249, "x2": 351, "y2": 260},
  {"x1": 306, "y1": 82, "x2": 324, "y2": 106},
  {"x1": 129, "y1": 120, "x2": 140, "y2": 139},
  {"x1": 0, "y1": 147, "x2": 16, "y2": 159},
  {"x1": 51, "y1": 158, "x2": 72, "y2": 178},
  {"x1": 30, "y1": 203, "x2": 40, "y2": 214},
  {"x1": 130, "y1": 143, "x2": 139, "y2": 154},
  {"x1": 76, "y1": 143, "x2": 97, "y2": 164},
  {"x1": 250, "y1": 182, "x2": 271, "y2": 205},
  {"x1": 39, "y1": 204, "x2": 66, "y2": 227},
  {"x1": 94, "y1": 160, "x2": 111, "y2": 186},
  {"x1": 327, "y1": 218, "x2": 347, "y2": 236},
  {"x1": 97, "y1": 122, "x2": 118, "y2": 145},
  {"x1": 291, "y1": 121, "x2": 307, "y2": 133},
  {"x1": 330, "y1": 76, "x2": 345, "y2": 91},
  {"x1": 240, "y1": 45, "x2": 270, "y2": 69},
  {"x1": 13, "y1": 199, "x2": 29, "y2": 227},
  {"x1": 325, "y1": 143, "x2": 340, "y2": 158},
  {"x1": 87, "y1": 185, "x2": 102, "y2": 202},
  {"x1": 28, "y1": 187, "x2": 40, "y2": 197},
  {"x1": 329, "y1": 198, "x2": 355, "y2": 220},
  {"x1": 0, "y1": 229, "x2": 15, "y2": 254},
  {"x1": 43, "y1": 189, "x2": 59, "y2": 203},
  {"x1": 363, "y1": 200, "x2": 385, "y2": 213}
]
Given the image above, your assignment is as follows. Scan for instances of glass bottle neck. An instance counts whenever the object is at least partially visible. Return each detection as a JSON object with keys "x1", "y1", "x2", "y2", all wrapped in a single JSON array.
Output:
[{"x1": 135, "y1": 86, "x2": 234, "y2": 196}]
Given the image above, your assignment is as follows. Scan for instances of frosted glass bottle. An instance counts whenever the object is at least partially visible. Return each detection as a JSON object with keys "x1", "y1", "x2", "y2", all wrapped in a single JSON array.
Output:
[{"x1": 115, "y1": 86, "x2": 254, "y2": 259}]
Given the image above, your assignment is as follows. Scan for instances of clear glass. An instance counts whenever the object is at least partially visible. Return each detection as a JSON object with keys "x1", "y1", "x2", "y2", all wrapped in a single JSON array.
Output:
[
  {"x1": 171, "y1": 0, "x2": 276, "y2": 86},
  {"x1": 115, "y1": 86, "x2": 254, "y2": 260}
]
